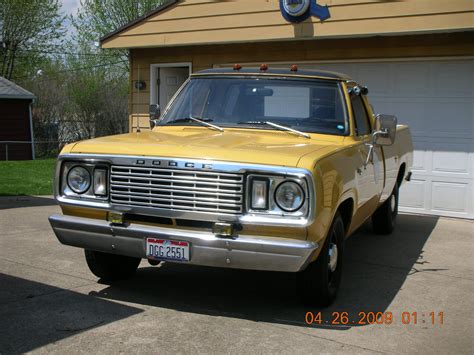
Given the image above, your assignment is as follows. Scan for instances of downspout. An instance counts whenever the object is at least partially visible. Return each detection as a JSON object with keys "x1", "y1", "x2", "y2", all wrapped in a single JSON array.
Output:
[{"x1": 28, "y1": 101, "x2": 35, "y2": 160}]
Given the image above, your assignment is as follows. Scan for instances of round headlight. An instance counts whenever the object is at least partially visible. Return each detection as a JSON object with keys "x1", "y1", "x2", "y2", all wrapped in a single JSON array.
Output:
[
  {"x1": 274, "y1": 181, "x2": 305, "y2": 212},
  {"x1": 67, "y1": 166, "x2": 91, "y2": 194}
]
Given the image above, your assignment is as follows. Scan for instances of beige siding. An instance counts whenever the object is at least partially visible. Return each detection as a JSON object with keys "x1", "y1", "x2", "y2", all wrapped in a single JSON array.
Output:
[
  {"x1": 103, "y1": 0, "x2": 474, "y2": 49},
  {"x1": 127, "y1": 32, "x2": 474, "y2": 130}
]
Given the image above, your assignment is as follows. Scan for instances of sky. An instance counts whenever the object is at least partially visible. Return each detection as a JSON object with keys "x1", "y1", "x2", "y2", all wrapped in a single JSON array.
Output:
[
  {"x1": 61, "y1": 0, "x2": 81, "y2": 37},
  {"x1": 61, "y1": 0, "x2": 81, "y2": 16}
]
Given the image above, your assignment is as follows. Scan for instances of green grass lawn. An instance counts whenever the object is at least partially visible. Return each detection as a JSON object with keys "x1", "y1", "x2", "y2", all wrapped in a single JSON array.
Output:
[{"x1": 0, "y1": 159, "x2": 56, "y2": 196}]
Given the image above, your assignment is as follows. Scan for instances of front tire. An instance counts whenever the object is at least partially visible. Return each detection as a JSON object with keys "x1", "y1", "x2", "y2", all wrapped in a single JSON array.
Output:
[
  {"x1": 298, "y1": 212, "x2": 345, "y2": 307},
  {"x1": 84, "y1": 250, "x2": 141, "y2": 281},
  {"x1": 372, "y1": 182, "x2": 399, "y2": 235}
]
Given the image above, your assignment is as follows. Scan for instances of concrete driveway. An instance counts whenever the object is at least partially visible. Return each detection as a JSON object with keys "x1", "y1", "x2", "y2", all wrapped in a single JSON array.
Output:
[{"x1": 0, "y1": 196, "x2": 473, "y2": 354}]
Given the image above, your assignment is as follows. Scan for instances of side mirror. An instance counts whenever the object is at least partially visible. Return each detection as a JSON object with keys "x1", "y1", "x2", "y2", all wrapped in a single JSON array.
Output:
[
  {"x1": 149, "y1": 104, "x2": 160, "y2": 128},
  {"x1": 364, "y1": 114, "x2": 397, "y2": 166},
  {"x1": 373, "y1": 114, "x2": 397, "y2": 146}
]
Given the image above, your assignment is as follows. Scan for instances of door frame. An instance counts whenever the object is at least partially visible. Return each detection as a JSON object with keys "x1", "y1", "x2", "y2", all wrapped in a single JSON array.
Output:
[{"x1": 150, "y1": 62, "x2": 193, "y2": 106}]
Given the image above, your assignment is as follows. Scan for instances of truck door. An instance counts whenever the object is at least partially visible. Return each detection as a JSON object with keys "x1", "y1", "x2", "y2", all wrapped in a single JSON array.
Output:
[{"x1": 349, "y1": 89, "x2": 384, "y2": 216}]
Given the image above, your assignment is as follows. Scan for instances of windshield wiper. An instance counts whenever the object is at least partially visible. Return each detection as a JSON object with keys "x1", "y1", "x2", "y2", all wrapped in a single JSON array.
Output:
[
  {"x1": 167, "y1": 116, "x2": 224, "y2": 132},
  {"x1": 238, "y1": 121, "x2": 310, "y2": 139}
]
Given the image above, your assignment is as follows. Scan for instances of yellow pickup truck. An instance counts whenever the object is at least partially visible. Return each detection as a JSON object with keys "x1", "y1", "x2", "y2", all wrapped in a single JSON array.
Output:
[{"x1": 49, "y1": 67, "x2": 413, "y2": 306}]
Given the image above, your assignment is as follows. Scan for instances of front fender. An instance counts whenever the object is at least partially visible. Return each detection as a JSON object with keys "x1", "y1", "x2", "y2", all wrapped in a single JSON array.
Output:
[{"x1": 300, "y1": 146, "x2": 360, "y2": 249}]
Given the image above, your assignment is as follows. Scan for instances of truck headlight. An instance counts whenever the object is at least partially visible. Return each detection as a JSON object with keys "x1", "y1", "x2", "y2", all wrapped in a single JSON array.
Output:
[
  {"x1": 67, "y1": 166, "x2": 91, "y2": 194},
  {"x1": 60, "y1": 162, "x2": 109, "y2": 200},
  {"x1": 274, "y1": 181, "x2": 305, "y2": 212}
]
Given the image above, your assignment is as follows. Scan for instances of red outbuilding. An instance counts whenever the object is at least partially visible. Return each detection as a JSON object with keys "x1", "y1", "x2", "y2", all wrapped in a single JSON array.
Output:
[{"x1": 0, "y1": 76, "x2": 35, "y2": 160}]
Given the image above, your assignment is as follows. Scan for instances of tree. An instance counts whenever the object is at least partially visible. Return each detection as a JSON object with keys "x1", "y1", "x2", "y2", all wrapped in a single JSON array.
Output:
[
  {"x1": 62, "y1": 0, "x2": 167, "y2": 137},
  {"x1": 0, "y1": 0, "x2": 65, "y2": 80},
  {"x1": 28, "y1": 57, "x2": 129, "y2": 152},
  {"x1": 24, "y1": 59, "x2": 68, "y2": 157},
  {"x1": 72, "y1": 0, "x2": 166, "y2": 74}
]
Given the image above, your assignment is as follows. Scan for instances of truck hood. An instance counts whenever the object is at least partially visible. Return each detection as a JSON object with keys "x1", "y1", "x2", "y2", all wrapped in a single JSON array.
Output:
[{"x1": 68, "y1": 127, "x2": 344, "y2": 167}]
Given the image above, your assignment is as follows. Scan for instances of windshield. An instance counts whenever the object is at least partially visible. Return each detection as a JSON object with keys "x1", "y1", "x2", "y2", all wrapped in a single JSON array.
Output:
[{"x1": 159, "y1": 77, "x2": 348, "y2": 136}]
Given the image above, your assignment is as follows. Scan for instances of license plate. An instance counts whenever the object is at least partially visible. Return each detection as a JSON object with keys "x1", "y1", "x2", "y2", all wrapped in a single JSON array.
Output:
[{"x1": 146, "y1": 238, "x2": 190, "y2": 262}]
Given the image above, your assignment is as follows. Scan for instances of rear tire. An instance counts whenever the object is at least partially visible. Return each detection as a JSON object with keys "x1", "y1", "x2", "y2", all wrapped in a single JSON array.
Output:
[
  {"x1": 298, "y1": 213, "x2": 345, "y2": 307},
  {"x1": 372, "y1": 182, "x2": 399, "y2": 234},
  {"x1": 84, "y1": 250, "x2": 141, "y2": 281}
]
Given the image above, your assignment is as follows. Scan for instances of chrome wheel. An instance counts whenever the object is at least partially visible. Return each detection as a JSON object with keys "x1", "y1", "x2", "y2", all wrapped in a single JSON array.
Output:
[
  {"x1": 372, "y1": 182, "x2": 399, "y2": 235},
  {"x1": 298, "y1": 213, "x2": 344, "y2": 307},
  {"x1": 390, "y1": 195, "x2": 396, "y2": 213},
  {"x1": 328, "y1": 242, "x2": 338, "y2": 273}
]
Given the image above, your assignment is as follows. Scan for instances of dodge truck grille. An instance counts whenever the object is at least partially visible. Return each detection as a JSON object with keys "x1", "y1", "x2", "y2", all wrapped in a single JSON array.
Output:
[{"x1": 110, "y1": 165, "x2": 244, "y2": 214}]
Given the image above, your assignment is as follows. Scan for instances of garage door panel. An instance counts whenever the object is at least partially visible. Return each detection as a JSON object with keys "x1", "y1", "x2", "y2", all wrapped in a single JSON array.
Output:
[
  {"x1": 363, "y1": 98, "x2": 391, "y2": 117},
  {"x1": 383, "y1": 100, "x2": 426, "y2": 134},
  {"x1": 354, "y1": 64, "x2": 391, "y2": 94},
  {"x1": 433, "y1": 62, "x2": 473, "y2": 97},
  {"x1": 401, "y1": 177, "x2": 472, "y2": 218},
  {"x1": 399, "y1": 179, "x2": 426, "y2": 209},
  {"x1": 393, "y1": 62, "x2": 433, "y2": 96},
  {"x1": 370, "y1": 98, "x2": 429, "y2": 136},
  {"x1": 411, "y1": 141, "x2": 429, "y2": 172},
  {"x1": 427, "y1": 100, "x2": 472, "y2": 136},
  {"x1": 373, "y1": 97, "x2": 472, "y2": 139},
  {"x1": 431, "y1": 143, "x2": 472, "y2": 176},
  {"x1": 431, "y1": 181, "x2": 470, "y2": 213}
]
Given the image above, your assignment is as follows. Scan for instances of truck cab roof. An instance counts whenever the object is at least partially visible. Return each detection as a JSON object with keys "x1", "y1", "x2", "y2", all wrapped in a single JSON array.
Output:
[{"x1": 193, "y1": 67, "x2": 352, "y2": 81}]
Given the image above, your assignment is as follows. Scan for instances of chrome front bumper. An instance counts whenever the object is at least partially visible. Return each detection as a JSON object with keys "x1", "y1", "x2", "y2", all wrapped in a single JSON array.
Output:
[{"x1": 48, "y1": 214, "x2": 318, "y2": 272}]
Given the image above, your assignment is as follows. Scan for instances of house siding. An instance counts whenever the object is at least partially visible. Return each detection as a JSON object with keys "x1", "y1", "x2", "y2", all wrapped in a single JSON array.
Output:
[{"x1": 102, "y1": 0, "x2": 474, "y2": 49}]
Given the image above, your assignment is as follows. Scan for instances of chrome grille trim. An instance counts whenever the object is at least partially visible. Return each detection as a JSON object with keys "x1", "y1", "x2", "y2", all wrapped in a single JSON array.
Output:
[
  {"x1": 55, "y1": 154, "x2": 316, "y2": 227},
  {"x1": 110, "y1": 165, "x2": 244, "y2": 214}
]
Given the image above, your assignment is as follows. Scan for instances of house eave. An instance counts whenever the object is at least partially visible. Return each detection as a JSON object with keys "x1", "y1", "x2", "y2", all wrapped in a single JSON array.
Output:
[
  {"x1": 0, "y1": 95, "x2": 35, "y2": 100},
  {"x1": 99, "y1": 0, "x2": 178, "y2": 46}
]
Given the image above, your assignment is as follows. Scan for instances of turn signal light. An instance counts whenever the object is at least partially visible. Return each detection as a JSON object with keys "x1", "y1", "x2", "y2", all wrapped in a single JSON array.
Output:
[
  {"x1": 212, "y1": 222, "x2": 234, "y2": 237},
  {"x1": 93, "y1": 168, "x2": 107, "y2": 196},
  {"x1": 251, "y1": 179, "x2": 268, "y2": 210},
  {"x1": 108, "y1": 212, "x2": 124, "y2": 225}
]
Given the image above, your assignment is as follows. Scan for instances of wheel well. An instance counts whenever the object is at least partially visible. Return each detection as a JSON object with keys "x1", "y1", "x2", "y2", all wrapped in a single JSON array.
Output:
[
  {"x1": 397, "y1": 163, "x2": 406, "y2": 187},
  {"x1": 337, "y1": 198, "x2": 354, "y2": 235}
]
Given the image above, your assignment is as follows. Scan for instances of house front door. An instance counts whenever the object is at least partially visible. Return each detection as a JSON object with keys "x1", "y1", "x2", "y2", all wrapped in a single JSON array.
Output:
[{"x1": 158, "y1": 67, "x2": 189, "y2": 111}]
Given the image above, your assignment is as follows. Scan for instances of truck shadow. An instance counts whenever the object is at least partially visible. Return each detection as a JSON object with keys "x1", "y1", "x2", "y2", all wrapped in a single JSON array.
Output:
[
  {"x1": 90, "y1": 214, "x2": 439, "y2": 330},
  {"x1": 0, "y1": 274, "x2": 142, "y2": 353},
  {"x1": 0, "y1": 195, "x2": 57, "y2": 210}
]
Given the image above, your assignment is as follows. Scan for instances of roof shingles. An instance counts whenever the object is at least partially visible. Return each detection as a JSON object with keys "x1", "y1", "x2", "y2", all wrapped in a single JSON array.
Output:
[{"x1": 0, "y1": 77, "x2": 35, "y2": 100}]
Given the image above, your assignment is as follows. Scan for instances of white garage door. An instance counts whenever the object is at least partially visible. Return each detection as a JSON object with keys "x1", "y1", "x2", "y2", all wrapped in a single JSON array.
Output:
[{"x1": 277, "y1": 59, "x2": 474, "y2": 219}]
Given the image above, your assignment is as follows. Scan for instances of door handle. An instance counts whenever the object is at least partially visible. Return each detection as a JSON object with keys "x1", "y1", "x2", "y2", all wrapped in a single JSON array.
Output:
[{"x1": 364, "y1": 144, "x2": 375, "y2": 167}]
